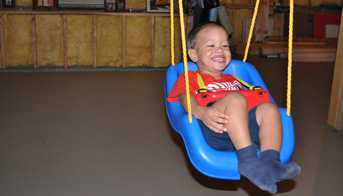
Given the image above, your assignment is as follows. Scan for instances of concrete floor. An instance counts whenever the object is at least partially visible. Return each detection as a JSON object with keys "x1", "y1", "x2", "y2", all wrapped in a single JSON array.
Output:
[{"x1": 0, "y1": 57, "x2": 342, "y2": 196}]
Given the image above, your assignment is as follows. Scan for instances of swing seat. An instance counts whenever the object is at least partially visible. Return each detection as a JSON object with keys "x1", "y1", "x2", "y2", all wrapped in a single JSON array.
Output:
[{"x1": 164, "y1": 59, "x2": 295, "y2": 180}]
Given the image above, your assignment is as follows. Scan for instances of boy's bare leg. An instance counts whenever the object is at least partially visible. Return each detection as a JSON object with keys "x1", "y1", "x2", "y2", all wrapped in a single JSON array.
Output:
[
  {"x1": 213, "y1": 92, "x2": 277, "y2": 193},
  {"x1": 212, "y1": 92, "x2": 252, "y2": 150},
  {"x1": 256, "y1": 103, "x2": 301, "y2": 182},
  {"x1": 255, "y1": 103, "x2": 282, "y2": 151}
]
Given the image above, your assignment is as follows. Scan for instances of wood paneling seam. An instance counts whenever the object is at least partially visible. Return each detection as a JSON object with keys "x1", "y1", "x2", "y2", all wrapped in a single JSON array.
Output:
[
  {"x1": 32, "y1": 15, "x2": 38, "y2": 68},
  {"x1": 62, "y1": 15, "x2": 68, "y2": 69},
  {"x1": 92, "y1": 15, "x2": 97, "y2": 67},
  {"x1": 151, "y1": 16, "x2": 155, "y2": 67}
]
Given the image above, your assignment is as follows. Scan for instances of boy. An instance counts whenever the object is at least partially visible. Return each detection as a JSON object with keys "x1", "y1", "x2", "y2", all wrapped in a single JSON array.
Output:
[{"x1": 167, "y1": 22, "x2": 300, "y2": 194}]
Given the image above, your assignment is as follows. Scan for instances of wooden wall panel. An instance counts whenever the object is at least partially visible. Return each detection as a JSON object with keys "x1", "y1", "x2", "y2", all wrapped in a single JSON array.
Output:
[
  {"x1": 174, "y1": 16, "x2": 187, "y2": 64},
  {"x1": 5, "y1": 15, "x2": 33, "y2": 67},
  {"x1": 153, "y1": 16, "x2": 170, "y2": 67},
  {"x1": 228, "y1": 9, "x2": 252, "y2": 45},
  {"x1": 126, "y1": 0, "x2": 146, "y2": 9},
  {"x1": 153, "y1": 15, "x2": 184, "y2": 67},
  {"x1": 66, "y1": 15, "x2": 93, "y2": 66},
  {"x1": 36, "y1": 15, "x2": 64, "y2": 66},
  {"x1": 96, "y1": 15, "x2": 122, "y2": 67},
  {"x1": 311, "y1": 0, "x2": 342, "y2": 6},
  {"x1": 16, "y1": 0, "x2": 32, "y2": 7},
  {"x1": 293, "y1": 0, "x2": 311, "y2": 6},
  {"x1": 220, "y1": 0, "x2": 234, "y2": 4},
  {"x1": 126, "y1": 16, "x2": 151, "y2": 66},
  {"x1": 271, "y1": 13, "x2": 284, "y2": 37},
  {"x1": 234, "y1": 0, "x2": 251, "y2": 4},
  {"x1": 221, "y1": 0, "x2": 251, "y2": 5}
]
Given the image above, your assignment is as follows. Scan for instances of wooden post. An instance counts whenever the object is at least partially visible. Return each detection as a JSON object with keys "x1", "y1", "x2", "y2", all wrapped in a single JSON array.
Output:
[
  {"x1": 0, "y1": 14, "x2": 4, "y2": 68},
  {"x1": 328, "y1": 11, "x2": 343, "y2": 130}
]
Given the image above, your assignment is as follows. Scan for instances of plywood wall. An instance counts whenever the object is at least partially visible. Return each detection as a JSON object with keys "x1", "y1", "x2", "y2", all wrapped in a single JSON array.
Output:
[
  {"x1": 220, "y1": 0, "x2": 252, "y2": 4},
  {"x1": 66, "y1": 15, "x2": 94, "y2": 66},
  {"x1": 126, "y1": 0, "x2": 146, "y2": 9},
  {"x1": 36, "y1": 15, "x2": 64, "y2": 66},
  {"x1": 153, "y1": 16, "x2": 182, "y2": 67},
  {"x1": 5, "y1": 15, "x2": 33, "y2": 67},
  {"x1": 227, "y1": 8, "x2": 252, "y2": 45},
  {"x1": 311, "y1": 0, "x2": 342, "y2": 6},
  {"x1": 126, "y1": 16, "x2": 152, "y2": 66},
  {"x1": 96, "y1": 15, "x2": 123, "y2": 66},
  {"x1": 0, "y1": 13, "x2": 184, "y2": 68}
]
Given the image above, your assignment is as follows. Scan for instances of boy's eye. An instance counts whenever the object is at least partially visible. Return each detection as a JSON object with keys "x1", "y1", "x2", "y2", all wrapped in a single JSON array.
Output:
[
  {"x1": 222, "y1": 44, "x2": 229, "y2": 48},
  {"x1": 207, "y1": 44, "x2": 215, "y2": 47}
]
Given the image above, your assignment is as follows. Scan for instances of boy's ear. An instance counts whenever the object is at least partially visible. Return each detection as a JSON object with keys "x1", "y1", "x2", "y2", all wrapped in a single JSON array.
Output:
[{"x1": 188, "y1": 49, "x2": 198, "y2": 62}]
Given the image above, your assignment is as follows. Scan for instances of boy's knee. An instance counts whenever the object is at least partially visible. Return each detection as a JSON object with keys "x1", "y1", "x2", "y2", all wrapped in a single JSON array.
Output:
[
  {"x1": 258, "y1": 103, "x2": 279, "y2": 116},
  {"x1": 223, "y1": 92, "x2": 247, "y2": 107}
]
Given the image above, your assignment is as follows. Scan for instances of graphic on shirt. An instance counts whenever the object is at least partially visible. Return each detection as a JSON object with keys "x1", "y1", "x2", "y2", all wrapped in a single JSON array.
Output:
[
  {"x1": 196, "y1": 72, "x2": 243, "y2": 93},
  {"x1": 207, "y1": 80, "x2": 242, "y2": 91}
]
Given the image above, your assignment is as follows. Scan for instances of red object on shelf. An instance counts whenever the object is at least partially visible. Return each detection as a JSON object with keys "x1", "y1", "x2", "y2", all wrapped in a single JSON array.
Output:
[
  {"x1": 314, "y1": 12, "x2": 341, "y2": 38},
  {"x1": 48, "y1": 0, "x2": 54, "y2": 7}
]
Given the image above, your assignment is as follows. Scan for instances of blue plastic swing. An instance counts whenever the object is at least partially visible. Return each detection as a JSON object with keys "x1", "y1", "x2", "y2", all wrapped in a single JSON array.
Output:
[{"x1": 164, "y1": 60, "x2": 295, "y2": 180}]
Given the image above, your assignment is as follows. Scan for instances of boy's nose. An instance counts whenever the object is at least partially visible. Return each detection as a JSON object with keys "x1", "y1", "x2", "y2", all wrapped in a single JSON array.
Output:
[{"x1": 214, "y1": 46, "x2": 224, "y2": 52}]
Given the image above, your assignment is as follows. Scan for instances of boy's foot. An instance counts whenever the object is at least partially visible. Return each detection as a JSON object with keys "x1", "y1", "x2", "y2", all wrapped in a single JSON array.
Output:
[
  {"x1": 239, "y1": 160, "x2": 277, "y2": 194},
  {"x1": 260, "y1": 150, "x2": 301, "y2": 182},
  {"x1": 270, "y1": 161, "x2": 301, "y2": 182},
  {"x1": 237, "y1": 145, "x2": 277, "y2": 194}
]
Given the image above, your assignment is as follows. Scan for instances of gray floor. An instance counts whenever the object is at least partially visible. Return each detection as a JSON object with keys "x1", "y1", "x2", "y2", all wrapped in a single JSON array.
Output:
[{"x1": 0, "y1": 57, "x2": 342, "y2": 196}]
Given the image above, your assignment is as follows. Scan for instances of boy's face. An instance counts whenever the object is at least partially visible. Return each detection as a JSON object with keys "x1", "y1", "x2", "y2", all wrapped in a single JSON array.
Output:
[{"x1": 188, "y1": 25, "x2": 231, "y2": 76}]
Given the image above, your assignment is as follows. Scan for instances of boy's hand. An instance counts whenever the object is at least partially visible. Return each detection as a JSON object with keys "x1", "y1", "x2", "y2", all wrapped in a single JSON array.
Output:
[{"x1": 197, "y1": 106, "x2": 229, "y2": 134}]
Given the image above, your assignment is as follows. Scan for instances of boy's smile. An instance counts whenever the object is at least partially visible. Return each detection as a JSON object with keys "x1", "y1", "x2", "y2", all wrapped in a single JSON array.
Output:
[{"x1": 188, "y1": 25, "x2": 231, "y2": 79}]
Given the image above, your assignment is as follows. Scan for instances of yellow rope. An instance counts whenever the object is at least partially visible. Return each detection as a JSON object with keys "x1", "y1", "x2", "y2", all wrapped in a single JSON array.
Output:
[
  {"x1": 287, "y1": 0, "x2": 294, "y2": 116},
  {"x1": 178, "y1": 0, "x2": 192, "y2": 123},
  {"x1": 243, "y1": 0, "x2": 260, "y2": 62},
  {"x1": 170, "y1": 0, "x2": 175, "y2": 65}
]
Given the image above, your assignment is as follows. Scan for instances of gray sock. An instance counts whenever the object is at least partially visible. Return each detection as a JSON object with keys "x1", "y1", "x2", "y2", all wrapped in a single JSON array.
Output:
[
  {"x1": 237, "y1": 145, "x2": 277, "y2": 194},
  {"x1": 260, "y1": 149, "x2": 301, "y2": 182}
]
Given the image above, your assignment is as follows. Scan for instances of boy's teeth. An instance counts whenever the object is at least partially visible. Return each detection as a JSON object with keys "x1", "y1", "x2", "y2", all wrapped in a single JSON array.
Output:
[{"x1": 213, "y1": 57, "x2": 224, "y2": 62}]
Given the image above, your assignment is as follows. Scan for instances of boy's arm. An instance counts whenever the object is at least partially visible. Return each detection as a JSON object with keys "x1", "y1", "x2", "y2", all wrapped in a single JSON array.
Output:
[{"x1": 179, "y1": 94, "x2": 228, "y2": 133}]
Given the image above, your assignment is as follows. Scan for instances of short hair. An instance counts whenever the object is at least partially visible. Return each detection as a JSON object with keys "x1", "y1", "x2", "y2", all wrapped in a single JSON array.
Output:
[{"x1": 187, "y1": 22, "x2": 228, "y2": 49}]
